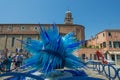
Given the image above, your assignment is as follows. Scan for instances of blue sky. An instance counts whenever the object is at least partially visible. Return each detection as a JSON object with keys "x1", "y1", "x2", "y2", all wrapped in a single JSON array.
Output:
[{"x1": 0, "y1": 0, "x2": 120, "y2": 39}]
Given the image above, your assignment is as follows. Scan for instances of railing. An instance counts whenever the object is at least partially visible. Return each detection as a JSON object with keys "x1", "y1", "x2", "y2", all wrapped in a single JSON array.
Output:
[
  {"x1": 0, "y1": 61, "x2": 120, "y2": 80},
  {"x1": 88, "y1": 61, "x2": 120, "y2": 80}
]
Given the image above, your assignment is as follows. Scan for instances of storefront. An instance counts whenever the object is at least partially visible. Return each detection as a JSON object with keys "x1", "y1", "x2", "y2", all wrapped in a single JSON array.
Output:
[{"x1": 109, "y1": 51, "x2": 120, "y2": 65}]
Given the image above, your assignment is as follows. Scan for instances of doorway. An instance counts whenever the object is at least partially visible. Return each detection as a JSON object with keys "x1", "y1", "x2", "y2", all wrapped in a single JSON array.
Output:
[{"x1": 111, "y1": 54, "x2": 115, "y2": 61}]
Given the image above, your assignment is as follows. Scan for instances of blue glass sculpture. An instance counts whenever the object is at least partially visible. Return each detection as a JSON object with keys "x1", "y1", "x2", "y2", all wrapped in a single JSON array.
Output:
[
  {"x1": 0, "y1": 24, "x2": 104, "y2": 80},
  {"x1": 18, "y1": 24, "x2": 85, "y2": 74}
]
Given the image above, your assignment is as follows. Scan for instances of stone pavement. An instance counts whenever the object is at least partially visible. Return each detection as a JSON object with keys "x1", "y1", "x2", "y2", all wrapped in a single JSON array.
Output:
[
  {"x1": 0, "y1": 66, "x2": 120, "y2": 80},
  {"x1": 0, "y1": 69, "x2": 108, "y2": 80},
  {"x1": 84, "y1": 68, "x2": 108, "y2": 80}
]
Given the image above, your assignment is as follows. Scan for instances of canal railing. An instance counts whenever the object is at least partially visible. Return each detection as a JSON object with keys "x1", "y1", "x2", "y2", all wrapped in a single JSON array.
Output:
[{"x1": 87, "y1": 61, "x2": 120, "y2": 80}]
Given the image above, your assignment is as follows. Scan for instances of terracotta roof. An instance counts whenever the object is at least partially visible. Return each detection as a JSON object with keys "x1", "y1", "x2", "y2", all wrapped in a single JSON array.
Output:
[
  {"x1": 96, "y1": 29, "x2": 120, "y2": 36},
  {"x1": 0, "y1": 23, "x2": 85, "y2": 28}
]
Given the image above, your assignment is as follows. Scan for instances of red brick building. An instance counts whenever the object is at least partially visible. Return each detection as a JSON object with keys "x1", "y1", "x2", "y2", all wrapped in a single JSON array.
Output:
[{"x1": 75, "y1": 29, "x2": 120, "y2": 65}]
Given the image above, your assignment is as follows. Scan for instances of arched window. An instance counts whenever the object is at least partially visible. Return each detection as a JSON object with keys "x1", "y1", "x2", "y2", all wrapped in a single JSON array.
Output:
[
  {"x1": 108, "y1": 32, "x2": 112, "y2": 36},
  {"x1": 11, "y1": 37, "x2": 15, "y2": 47}
]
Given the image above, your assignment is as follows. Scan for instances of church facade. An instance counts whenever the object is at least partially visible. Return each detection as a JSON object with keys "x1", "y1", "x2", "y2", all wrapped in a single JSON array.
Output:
[{"x1": 0, "y1": 11, "x2": 85, "y2": 52}]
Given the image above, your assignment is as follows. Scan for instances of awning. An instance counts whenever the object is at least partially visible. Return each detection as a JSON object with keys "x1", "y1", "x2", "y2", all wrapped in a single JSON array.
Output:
[{"x1": 108, "y1": 51, "x2": 120, "y2": 55}]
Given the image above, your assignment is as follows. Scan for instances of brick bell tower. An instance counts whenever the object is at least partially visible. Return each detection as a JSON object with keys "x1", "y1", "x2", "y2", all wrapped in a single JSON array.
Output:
[{"x1": 64, "y1": 10, "x2": 73, "y2": 24}]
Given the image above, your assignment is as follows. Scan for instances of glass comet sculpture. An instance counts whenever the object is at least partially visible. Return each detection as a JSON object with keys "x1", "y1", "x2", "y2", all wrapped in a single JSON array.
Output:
[{"x1": 18, "y1": 24, "x2": 85, "y2": 74}]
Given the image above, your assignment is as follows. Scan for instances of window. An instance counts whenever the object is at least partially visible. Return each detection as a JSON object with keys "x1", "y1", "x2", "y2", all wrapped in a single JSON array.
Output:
[
  {"x1": 117, "y1": 55, "x2": 120, "y2": 61},
  {"x1": 113, "y1": 41, "x2": 120, "y2": 48},
  {"x1": 26, "y1": 37, "x2": 31, "y2": 44},
  {"x1": 117, "y1": 55, "x2": 120, "y2": 63},
  {"x1": 34, "y1": 26, "x2": 38, "y2": 31},
  {"x1": 21, "y1": 26, "x2": 25, "y2": 30},
  {"x1": 108, "y1": 32, "x2": 112, "y2": 36},
  {"x1": 94, "y1": 54, "x2": 97, "y2": 60},
  {"x1": 100, "y1": 43, "x2": 102, "y2": 48},
  {"x1": 111, "y1": 54, "x2": 115, "y2": 61},
  {"x1": 103, "y1": 33, "x2": 104, "y2": 37},
  {"x1": 90, "y1": 54, "x2": 92, "y2": 60},
  {"x1": 109, "y1": 41, "x2": 112, "y2": 48},
  {"x1": 81, "y1": 54, "x2": 85, "y2": 60},
  {"x1": 8, "y1": 26, "x2": 12, "y2": 31},
  {"x1": 103, "y1": 42, "x2": 106, "y2": 48},
  {"x1": 11, "y1": 37, "x2": 15, "y2": 47}
]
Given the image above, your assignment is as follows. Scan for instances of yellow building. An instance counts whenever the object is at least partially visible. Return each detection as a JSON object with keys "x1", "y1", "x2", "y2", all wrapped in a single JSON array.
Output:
[{"x1": 0, "y1": 11, "x2": 85, "y2": 52}]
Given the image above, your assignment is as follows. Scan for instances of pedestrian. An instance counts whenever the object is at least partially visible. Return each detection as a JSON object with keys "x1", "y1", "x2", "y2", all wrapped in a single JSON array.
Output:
[{"x1": 6, "y1": 56, "x2": 12, "y2": 72}]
